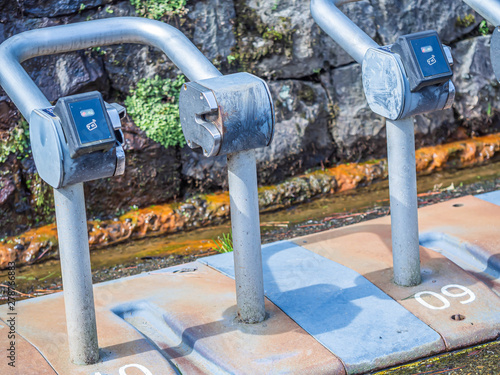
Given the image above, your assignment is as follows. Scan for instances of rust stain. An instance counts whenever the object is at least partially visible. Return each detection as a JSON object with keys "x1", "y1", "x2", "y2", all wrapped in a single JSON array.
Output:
[{"x1": 2, "y1": 133, "x2": 500, "y2": 269}]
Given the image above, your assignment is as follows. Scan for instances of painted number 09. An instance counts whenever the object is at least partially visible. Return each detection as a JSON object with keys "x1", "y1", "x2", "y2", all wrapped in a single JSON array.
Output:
[
  {"x1": 94, "y1": 364, "x2": 152, "y2": 375},
  {"x1": 414, "y1": 284, "x2": 476, "y2": 310}
]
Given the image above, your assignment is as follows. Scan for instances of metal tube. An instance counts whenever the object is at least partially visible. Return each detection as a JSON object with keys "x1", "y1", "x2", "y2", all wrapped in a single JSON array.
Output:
[
  {"x1": 386, "y1": 118, "x2": 421, "y2": 287},
  {"x1": 310, "y1": 0, "x2": 378, "y2": 64},
  {"x1": 0, "y1": 17, "x2": 221, "y2": 120},
  {"x1": 53, "y1": 183, "x2": 99, "y2": 365},
  {"x1": 227, "y1": 150, "x2": 266, "y2": 323},
  {"x1": 464, "y1": 0, "x2": 500, "y2": 27},
  {"x1": 0, "y1": 18, "x2": 222, "y2": 362}
]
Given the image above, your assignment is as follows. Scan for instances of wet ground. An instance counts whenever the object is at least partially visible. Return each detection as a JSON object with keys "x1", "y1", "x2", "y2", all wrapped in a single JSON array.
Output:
[{"x1": 1, "y1": 161, "x2": 500, "y2": 373}]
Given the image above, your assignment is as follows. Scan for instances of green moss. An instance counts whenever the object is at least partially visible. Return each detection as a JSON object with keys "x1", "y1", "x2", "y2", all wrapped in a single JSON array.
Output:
[
  {"x1": 26, "y1": 173, "x2": 55, "y2": 222},
  {"x1": 298, "y1": 85, "x2": 316, "y2": 104},
  {"x1": 0, "y1": 119, "x2": 30, "y2": 164},
  {"x1": 230, "y1": 4, "x2": 295, "y2": 71},
  {"x1": 130, "y1": 0, "x2": 187, "y2": 20},
  {"x1": 125, "y1": 75, "x2": 186, "y2": 149},
  {"x1": 456, "y1": 14, "x2": 476, "y2": 28}
]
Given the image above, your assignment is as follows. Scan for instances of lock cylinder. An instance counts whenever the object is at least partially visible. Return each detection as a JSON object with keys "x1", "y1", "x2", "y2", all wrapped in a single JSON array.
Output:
[
  {"x1": 30, "y1": 91, "x2": 126, "y2": 189},
  {"x1": 179, "y1": 72, "x2": 275, "y2": 157},
  {"x1": 362, "y1": 30, "x2": 455, "y2": 121}
]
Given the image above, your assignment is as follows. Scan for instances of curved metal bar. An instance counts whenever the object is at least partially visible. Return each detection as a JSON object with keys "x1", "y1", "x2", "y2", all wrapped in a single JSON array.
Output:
[
  {"x1": 464, "y1": 0, "x2": 500, "y2": 27},
  {"x1": 0, "y1": 17, "x2": 222, "y2": 119},
  {"x1": 310, "y1": 0, "x2": 378, "y2": 64}
]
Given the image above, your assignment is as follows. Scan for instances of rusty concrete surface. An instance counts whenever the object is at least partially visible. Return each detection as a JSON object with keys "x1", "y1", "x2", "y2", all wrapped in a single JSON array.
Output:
[
  {"x1": 294, "y1": 195, "x2": 500, "y2": 351},
  {"x1": 0, "y1": 263, "x2": 344, "y2": 375},
  {"x1": 418, "y1": 195, "x2": 500, "y2": 294},
  {"x1": 0, "y1": 319, "x2": 56, "y2": 374},
  {"x1": 1, "y1": 195, "x2": 499, "y2": 374}
]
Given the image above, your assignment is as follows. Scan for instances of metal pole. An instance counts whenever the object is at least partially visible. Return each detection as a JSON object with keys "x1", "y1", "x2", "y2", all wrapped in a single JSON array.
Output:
[
  {"x1": 463, "y1": 0, "x2": 500, "y2": 27},
  {"x1": 310, "y1": 0, "x2": 378, "y2": 64},
  {"x1": 53, "y1": 183, "x2": 99, "y2": 365},
  {"x1": 386, "y1": 118, "x2": 421, "y2": 287},
  {"x1": 227, "y1": 150, "x2": 266, "y2": 323}
]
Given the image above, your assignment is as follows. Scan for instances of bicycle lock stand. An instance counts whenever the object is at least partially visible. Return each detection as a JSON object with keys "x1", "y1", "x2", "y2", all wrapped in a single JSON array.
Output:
[
  {"x1": 311, "y1": 0, "x2": 456, "y2": 287},
  {"x1": 0, "y1": 17, "x2": 273, "y2": 365}
]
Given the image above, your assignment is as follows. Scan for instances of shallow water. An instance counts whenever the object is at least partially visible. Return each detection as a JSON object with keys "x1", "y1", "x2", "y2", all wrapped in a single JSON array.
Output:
[{"x1": 3, "y1": 160, "x2": 500, "y2": 293}]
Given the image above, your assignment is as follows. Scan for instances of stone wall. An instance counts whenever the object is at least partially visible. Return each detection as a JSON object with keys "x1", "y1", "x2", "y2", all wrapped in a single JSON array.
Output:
[{"x1": 0, "y1": 0, "x2": 498, "y2": 236}]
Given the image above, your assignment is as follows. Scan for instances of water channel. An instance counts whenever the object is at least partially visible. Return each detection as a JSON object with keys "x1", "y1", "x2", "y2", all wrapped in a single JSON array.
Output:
[{"x1": 2, "y1": 160, "x2": 500, "y2": 299}]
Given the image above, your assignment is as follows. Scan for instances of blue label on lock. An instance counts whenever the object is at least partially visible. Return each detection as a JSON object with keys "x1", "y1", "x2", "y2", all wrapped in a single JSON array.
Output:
[
  {"x1": 68, "y1": 97, "x2": 112, "y2": 145},
  {"x1": 410, "y1": 35, "x2": 451, "y2": 78}
]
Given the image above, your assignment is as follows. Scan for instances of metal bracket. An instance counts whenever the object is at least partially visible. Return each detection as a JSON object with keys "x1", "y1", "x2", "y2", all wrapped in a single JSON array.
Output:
[{"x1": 179, "y1": 72, "x2": 274, "y2": 157}]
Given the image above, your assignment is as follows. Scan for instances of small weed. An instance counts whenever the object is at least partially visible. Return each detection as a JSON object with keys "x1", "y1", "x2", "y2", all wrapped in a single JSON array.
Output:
[
  {"x1": 0, "y1": 119, "x2": 30, "y2": 164},
  {"x1": 479, "y1": 20, "x2": 490, "y2": 36},
  {"x1": 130, "y1": 0, "x2": 187, "y2": 20},
  {"x1": 212, "y1": 232, "x2": 233, "y2": 253}
]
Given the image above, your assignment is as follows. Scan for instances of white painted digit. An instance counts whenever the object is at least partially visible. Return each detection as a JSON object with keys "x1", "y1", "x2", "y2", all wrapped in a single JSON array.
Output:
[
  {"x1": 441, "y1": 284, "x2": 476, "y2": 304},
  {"x1": 119, "y1": 364, "x2": 153, "y2": 375},
  {"x1": 414, "y1": 291, "x2": 451, "y2": 310}
]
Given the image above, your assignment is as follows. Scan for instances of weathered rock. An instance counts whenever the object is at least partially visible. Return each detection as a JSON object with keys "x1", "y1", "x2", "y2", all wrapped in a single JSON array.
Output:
[
  {"x1": 322, "y1": 63, "x2": 386, "y2": 160},
  {"x1": 255, "y1": 79, "x2": 334, "y2": 183},
  {"x1": 188, "y1": 0, "x2": 236, "y2": 62},
  {"x1": 22, "y1": 0, "x2": 108, "y2": 18},
  {"x1": 372, "y1": 0, "x2": 481, "y2": 45},
  {"x1": 452, "y1": 35, "x2": 500, "y2": 135},
  {"x1": 233, "y1": 0, "x2": 376, "y2": 78},
  {"x1": 181, "y1": 148, "x2": 228, "y2": 191},
  {"x1": 22, "y1": 52, "x2": 109, "y2": 102}
]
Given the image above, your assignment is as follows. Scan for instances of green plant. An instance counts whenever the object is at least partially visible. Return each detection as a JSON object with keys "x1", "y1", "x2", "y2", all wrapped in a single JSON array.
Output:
[
  {"x1": 456, "y1": 14, "x2": 476, "y2": 28},
  {"x1": 26, "y1": 172, "x2": 55, "y2": 221},
  {"x1": 0, "y1": 119, "x2": 30, "y2": 164},
  {"x1": 212, "y1": 232, "x2": 233, "y2": 253},
  {"x1": 130, "y1": 0, "x2": 187, "y2": 20},
  {"x1": 479, "y1": 20, "x2": 490, "y2": 36},
  {"x1": 125, "y1": 75, "x2": 186, "y2": 149}
]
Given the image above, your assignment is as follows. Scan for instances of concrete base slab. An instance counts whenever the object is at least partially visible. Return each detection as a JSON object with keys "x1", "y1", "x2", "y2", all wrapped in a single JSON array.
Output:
[
  {"x1": 0, "y1": 263, "x2": 344, "y2": 375},
  {"x1": 201, "y1": 242, "x2": 443, "y2": 374},
  {"x1": 1, "y1": 194, "x2": 500, "y2": 374},
  {"x1": 292, "y1": 207, "x2": 500, "y2": 351}
]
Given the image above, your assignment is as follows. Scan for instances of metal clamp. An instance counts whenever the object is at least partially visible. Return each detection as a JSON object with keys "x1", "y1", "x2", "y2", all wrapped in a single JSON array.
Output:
[
  {"x1": 30, "y1": 99, "x2": 126, "y2": 189},
  {"x1": 179, "y1": 72, "x2": 274, "y2": 157}
]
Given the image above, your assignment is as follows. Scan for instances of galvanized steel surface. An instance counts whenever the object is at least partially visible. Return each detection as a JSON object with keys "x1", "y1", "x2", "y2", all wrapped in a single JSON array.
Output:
[
  {"x1": 53, "y1": 183, "x2": 100, "y2": 365},
  {"x1": 310, "y1": 0, "x2": 378, "y2": 64},
  {"x1": 227, "y1": 150, "x2": 266, "y2": 323},
  {"x1": 0, "y1": 17, "x2": 221, "y2": 120},
  {"x1": 491, "y1": 28, "x2": 500, "y2": 83},
  {"x1": 180, "y1": 73, "x2": 274, "y2": 157},
  {"x1": 386, "y1": 118, "x2": 422, "y2": 286},
  {"x1": 362, "y1": 48, "x2": 406, "y2": 120}
]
